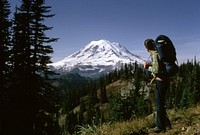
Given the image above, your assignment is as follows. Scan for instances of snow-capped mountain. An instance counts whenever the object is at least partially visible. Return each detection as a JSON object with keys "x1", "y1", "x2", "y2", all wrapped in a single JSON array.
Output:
[{"x1": 49, "y1": 39, "x2": 144, "y2": 77}]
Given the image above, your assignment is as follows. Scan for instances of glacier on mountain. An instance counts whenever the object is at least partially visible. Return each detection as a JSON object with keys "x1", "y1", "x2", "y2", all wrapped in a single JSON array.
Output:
[{"x1": 49, "y1": 39, "x2": 144, "y2": 77}]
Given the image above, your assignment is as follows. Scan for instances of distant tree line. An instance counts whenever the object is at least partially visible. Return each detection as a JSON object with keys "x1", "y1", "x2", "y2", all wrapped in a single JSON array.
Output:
[
  {"x1": 166, "y1": 58, "x2": 200, "y2": 109},
  {"x1": 0, "y1": 0, "x2": 60, "y2": 135}
]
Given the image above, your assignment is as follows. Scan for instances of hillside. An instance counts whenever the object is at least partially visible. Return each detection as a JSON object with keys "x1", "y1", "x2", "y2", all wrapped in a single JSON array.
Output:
[
  {"x1": 78, "y1": 104, "x2": 200, "y2": 135},
  {"x1": 58, "y1": 59, "x2": 200, "y2": 135}
]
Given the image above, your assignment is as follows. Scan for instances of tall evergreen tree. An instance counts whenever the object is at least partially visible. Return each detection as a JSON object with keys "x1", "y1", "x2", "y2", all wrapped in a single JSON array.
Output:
[
  {"x1": 7, "y1": 0, "x2": 60, "y2": 134},
  {"x1": 0, "y1": 0, "x2": 12, "y2": 134},
  {"x1": 124, "y1": 63, "x2": 129, "y2": 79},
  {"x1": 99, "y1": 77, "x2": 108, "y2": 104},
  {"x1": 0, "y1": 0, "x2": 11, "y2": 76},
  {"x1": 133, "y1": 66, "x2": 142, "y2": 97},
  {"x1": 31, "y1": 1, "x2": 59, "y2": 133},
  {"x1": 31, "y1": 0, "x2": 57, "y2": 75},
  {"x1": 10, "y1": 0, "x2": 38, "y2": 134},
  {"x1": 109, "y1": 92, "x2": 123, "y2": 122}
]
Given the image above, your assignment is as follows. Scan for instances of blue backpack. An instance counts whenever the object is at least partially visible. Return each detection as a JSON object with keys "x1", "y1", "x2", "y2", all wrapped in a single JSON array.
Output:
[{"x1": 155, "y1": 35, "x2": 179, "y2": 77}]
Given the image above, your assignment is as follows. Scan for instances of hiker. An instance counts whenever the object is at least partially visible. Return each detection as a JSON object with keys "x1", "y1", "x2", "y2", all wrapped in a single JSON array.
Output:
[{"x1": 143, "y1": 39, "x2": 171, "y2": 133}]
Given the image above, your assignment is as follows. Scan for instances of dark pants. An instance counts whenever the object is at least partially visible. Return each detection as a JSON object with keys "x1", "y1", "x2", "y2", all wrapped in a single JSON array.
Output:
[{"x1": 155, "y1": 80, "x2": 171, "y2": 130}]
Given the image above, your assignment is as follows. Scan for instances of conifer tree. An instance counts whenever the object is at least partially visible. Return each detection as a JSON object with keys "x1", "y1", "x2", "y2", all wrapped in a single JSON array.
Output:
[
  {"x1": 89, "y1": 80, "x2": 98, "y2": 104},
  {"x1": 31, "y1": 0, "x2": 58, "y2": 75},
  {"x1": 99, "y1": 77, "x2": 108, "y2": 104},
  {"x1": 133, "y1": 66, "x2": 142, "y2": 97},
  {"x1": 11, "y1": 1, "x2": 36, "y2": 134},
  {"x1": 109, "y1": 92, "x2": 123, "y2": 122},
  {"x1": 180, "y1": 61, "x2": 195, "y2": 108},
  {"x1": 31, "y1": 0, "x2": 60, "y2": 130},
  {"x1": 0, "y1": 0, "x2": 11, "y2": 76},
  {"x1": 78, "y1": 98, "x2": 85, "y2": 125},
  {"x1": 113, "y1": 68, "x2": 119, "y2": 81},
  {"x1": 124, "y1": 63, "x2": 129, "y2": 79},
  {"x1": 173, "y1": 77, "x2": 182, "y2": 108},
  {"x1": 191, "y1": 58, "x2": 200, "y2": 104},
  {"x1": 0, "y1": 0, "x2": 12, "y2": 134},
  {"x1": 9, "y1": 0, "x2": 60, "y2": 134}
]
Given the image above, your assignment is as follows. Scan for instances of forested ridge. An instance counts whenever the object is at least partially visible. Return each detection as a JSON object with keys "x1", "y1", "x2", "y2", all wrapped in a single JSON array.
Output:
[
  {"x1": 56, "y1": 59, "x2": 200, "y2": 134},
  {"x1": 1, "y1": 0, "x2": 200, "y2": 135}
]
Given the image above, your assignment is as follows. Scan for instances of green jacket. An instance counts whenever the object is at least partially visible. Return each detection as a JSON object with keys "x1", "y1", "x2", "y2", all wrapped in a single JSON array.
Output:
[{"x1": 148, "y1": 50, "x2": 162, "y2": 77}]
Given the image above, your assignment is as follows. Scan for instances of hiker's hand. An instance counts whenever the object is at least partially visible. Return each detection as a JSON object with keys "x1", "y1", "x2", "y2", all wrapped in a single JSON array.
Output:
[{"x1": 143, "y1": 61, "x2": 149, "y2": 69}]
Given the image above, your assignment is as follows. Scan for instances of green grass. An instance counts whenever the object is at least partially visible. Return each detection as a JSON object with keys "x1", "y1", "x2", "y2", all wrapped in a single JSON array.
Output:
[{"x1": 77, "y1": 104, "x2": 200, "y2": 135}]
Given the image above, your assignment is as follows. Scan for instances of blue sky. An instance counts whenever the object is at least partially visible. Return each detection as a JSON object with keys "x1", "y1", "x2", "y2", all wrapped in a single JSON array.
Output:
[{"x1": 9, "y1": 0, "x2": 200, "y2": 63}]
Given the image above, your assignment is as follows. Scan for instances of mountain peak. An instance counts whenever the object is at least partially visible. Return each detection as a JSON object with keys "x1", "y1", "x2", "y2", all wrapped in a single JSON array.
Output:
[
  {"x1": 83, "y1": 39, "x2": 120, "y2": 54},
  {"x1": 89, "y1": 39, "x2": 110, "y2": 45},
  {"x1": 50, "y1": 39, "x2": 143, "y2": 77}
]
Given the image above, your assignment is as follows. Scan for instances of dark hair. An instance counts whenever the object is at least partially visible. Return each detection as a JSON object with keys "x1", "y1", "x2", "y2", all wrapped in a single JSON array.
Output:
[{"x1": 144, "y1": 39, "x2": 156, "y2": 50}]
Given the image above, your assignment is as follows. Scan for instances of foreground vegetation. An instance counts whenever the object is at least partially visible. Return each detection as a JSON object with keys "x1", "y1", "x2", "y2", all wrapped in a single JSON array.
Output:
[{"x1": 78, "y1": 104, "x2": 200, "y2": 135}]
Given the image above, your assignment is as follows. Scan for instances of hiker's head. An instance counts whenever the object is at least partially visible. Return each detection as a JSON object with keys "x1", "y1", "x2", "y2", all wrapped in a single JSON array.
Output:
[{"x1": 144, "y1": 39, "x2": 156, "y2": 51}]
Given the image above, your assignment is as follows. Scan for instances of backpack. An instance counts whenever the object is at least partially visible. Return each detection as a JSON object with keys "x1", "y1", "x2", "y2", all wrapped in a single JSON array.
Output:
[{"x1": 154, "y1": 35, "x2": 179, "y2": 77}]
